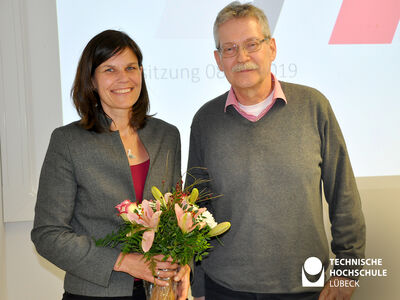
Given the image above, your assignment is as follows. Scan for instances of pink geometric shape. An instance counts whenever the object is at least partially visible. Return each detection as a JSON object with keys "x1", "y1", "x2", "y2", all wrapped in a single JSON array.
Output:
[{"x1": 329, "y1": 0, "x2": 400, "y2": 44}]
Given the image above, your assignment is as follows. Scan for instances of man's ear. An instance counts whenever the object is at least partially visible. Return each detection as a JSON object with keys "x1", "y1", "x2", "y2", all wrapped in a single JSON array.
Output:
[
  {"x1": 214, "y1": 50, "x2": 224, "y2": 71},
  {"x1": 269, "y1": 38, "x2": 277, "y2": 62}
]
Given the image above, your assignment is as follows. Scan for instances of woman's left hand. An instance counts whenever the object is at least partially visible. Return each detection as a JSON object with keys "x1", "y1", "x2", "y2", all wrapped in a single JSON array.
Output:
[{"x1": 174, "y1": 264, "x2": 190, "y2": 300}]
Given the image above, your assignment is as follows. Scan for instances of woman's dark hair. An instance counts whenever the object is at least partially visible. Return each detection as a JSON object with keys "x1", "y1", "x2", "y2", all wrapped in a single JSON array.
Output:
[{"x1": 71, "y1": 30, "x2": 150, "y2": 132}]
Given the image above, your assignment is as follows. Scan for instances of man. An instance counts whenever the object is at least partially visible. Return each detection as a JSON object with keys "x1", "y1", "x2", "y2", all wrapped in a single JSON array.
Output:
[{"x1": 186, "y1": 2, "x2": 366, "y2": 300}]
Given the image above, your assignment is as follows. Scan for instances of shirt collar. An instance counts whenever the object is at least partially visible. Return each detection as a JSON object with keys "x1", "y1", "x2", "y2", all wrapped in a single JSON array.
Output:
[{"x1": 224, "y1": 73, "x2": 287, "y2": 112}]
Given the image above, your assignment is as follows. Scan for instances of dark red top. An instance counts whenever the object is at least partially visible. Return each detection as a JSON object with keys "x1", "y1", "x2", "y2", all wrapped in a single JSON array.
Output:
[{"x1": 130, "y1": 159, "x2": 150, "y2": 203}]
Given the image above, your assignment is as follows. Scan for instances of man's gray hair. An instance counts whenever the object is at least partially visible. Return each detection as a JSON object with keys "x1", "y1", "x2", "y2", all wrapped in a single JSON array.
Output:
[{"x1": 213, "y1": 1, "x2": 271, "y2": 49}]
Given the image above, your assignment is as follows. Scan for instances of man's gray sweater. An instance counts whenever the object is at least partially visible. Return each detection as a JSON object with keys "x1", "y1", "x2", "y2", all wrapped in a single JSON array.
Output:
[{"x1": 187, "y1": 81, "x2": 366, "y2": 296}]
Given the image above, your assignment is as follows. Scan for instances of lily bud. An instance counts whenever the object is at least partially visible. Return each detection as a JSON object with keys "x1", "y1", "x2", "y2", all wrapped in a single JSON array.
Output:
[
  {"x1": 188, "y1": 188, "x2": 199, "y2": 204},
  {"x1": 208, "y1": 222, "x2": 231, "y2": 237},
  {"x1": 151, "y1": 186, "x2": 165, "y2": 206}
]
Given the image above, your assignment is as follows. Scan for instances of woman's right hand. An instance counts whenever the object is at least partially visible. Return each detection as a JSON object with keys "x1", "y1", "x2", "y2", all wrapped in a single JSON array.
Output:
[{"x1": 113, "y1": 253, "x2": 179, "y2": 286}]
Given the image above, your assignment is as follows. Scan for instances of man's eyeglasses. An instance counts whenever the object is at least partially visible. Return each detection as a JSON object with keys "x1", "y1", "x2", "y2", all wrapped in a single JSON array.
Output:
[{"x1": 217, "y1": 37, "x2": 270, "y2": 58}]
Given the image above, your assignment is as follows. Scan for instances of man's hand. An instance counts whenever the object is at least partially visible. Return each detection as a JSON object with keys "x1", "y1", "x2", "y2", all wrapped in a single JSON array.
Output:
[{"x1": 318, "y1": 276, "x2": 356, "y2": 300}]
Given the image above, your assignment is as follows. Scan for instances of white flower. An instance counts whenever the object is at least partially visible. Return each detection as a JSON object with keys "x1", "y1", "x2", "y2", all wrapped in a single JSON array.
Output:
[{"x1": 200, "y1": 210, "x2": 218, "y2": 229}]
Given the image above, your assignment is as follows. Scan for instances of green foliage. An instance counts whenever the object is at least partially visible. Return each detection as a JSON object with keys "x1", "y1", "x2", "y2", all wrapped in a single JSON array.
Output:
[
  {"x1": 95, "y1": 222, "x2": 143, "y2": 254},
  {"x1": 143, "y1": 207, "x2": 211, "y2": 265}
]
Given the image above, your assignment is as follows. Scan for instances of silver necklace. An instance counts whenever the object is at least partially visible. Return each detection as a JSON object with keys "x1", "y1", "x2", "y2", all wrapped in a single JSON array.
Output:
[{"x1": 127, "y1": 149, "x2": 135, "y2": 159}]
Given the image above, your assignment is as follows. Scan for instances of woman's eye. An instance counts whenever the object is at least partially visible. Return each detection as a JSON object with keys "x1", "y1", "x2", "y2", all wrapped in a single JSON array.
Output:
[
  {"x1": 127, "y1": 66, "x2": 137, "y2": 71},
  {"x1": 105, "y1": 68, "x2": 113, "y2": 72}
]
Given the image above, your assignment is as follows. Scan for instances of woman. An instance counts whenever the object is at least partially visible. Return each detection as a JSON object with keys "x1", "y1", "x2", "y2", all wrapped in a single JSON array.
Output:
[{"x1": 31, "y1": 30, "x2": 189, "y2": 299}]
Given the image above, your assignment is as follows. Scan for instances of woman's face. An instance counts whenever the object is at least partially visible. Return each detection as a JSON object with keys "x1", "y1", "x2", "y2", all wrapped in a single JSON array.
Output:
[{"x1": 92, "y1": 48, "x2": 142, "y2": 118}]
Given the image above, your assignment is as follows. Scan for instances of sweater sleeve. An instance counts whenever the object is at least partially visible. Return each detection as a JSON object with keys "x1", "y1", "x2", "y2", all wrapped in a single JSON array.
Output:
[
  {"x1": 172, "y1": 128, "x2": 182, "y2": 186},
  {"x1": 185, "y1": 118, "x2": 210, "y2": 297},
  {"x1": 31, "y1": 128, "x2": 120, "y2": 287},
  {"x1": 320, "y1": 101, "x2": 366, "y2": 278},
  {"x1": 186, "y1": 118, "x2": 211, "y2": 193}
]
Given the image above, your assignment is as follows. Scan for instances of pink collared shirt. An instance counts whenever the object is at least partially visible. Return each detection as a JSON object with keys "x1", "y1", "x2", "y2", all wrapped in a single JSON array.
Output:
[{"x1": 224, "y1": 73, "x2": 287, "y2": 122}]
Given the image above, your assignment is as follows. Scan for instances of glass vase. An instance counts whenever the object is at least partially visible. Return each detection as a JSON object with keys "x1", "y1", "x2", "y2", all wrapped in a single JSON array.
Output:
[{"x1": 144, "y1": 277, "x2": 177, "y2": 300}]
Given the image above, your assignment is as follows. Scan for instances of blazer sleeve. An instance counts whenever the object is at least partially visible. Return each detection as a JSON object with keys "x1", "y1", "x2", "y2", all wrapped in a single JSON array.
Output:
[{"x1": 31, "y1": 128, "x2": 120, "y2": 287}]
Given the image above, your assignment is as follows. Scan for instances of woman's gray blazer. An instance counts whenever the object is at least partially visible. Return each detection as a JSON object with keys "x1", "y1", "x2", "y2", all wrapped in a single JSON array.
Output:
[{"x1": 31, "y1": 117, "x2": 181, "y2": 297}]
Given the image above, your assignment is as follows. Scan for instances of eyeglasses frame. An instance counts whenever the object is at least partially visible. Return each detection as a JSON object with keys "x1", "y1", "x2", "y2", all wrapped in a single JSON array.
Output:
[{"x1": 217, "y1": 36, "x2": 271, "y2": 58}]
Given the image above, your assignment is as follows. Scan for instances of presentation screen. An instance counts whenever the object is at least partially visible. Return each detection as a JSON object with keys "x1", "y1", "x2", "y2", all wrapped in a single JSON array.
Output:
[{"x1": 57, "y1": 0, "x2": 400, "y2": 177}]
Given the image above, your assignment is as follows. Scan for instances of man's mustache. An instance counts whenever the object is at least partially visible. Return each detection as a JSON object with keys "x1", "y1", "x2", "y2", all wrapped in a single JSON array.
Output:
[{"x1": 232, "y1": 62, "x2": 259, "y2": 72}]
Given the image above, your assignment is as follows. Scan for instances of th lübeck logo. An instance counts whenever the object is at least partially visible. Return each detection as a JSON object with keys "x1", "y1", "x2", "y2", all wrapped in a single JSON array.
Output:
[{"x1": 302, "y1": 257, "x2": 325, "y2": 287}]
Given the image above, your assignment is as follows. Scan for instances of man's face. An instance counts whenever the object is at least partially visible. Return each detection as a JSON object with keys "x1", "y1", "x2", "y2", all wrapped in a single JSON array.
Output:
[{"x1": 214, "y1": 17, "x2": 276, "y2": 95}]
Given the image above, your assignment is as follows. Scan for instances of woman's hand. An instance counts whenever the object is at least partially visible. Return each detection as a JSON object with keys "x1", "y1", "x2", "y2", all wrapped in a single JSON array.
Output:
[
  {"x1": 114, "y1": 253, "x2": 179, "y2": 287},
  {"x1": 174, "y1": 264, "x2": 190, "y2": 300}
]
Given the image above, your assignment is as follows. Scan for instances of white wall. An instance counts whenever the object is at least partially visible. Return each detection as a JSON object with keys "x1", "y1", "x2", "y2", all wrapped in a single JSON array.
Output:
[
  {"x1": 353, "y1": 177, "x2": 400, "y2": 299},
  {"x1": 0, "y1": 0, "x2": 399, "y2": 299},
  {"x1": 0, "y1": 0, "x2": 62, "y2": 223},
  {"x1": 322, "y1": 177, "x2": 400, "y2": 299},
  {"x1": 4, "y1": 221, "x2": 65, "y2": 300}
]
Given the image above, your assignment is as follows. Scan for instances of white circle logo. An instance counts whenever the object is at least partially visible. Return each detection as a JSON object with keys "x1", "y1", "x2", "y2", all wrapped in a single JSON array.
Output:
[{"x1": 304, "y1": 257, "x2": 323, "y2": 275}]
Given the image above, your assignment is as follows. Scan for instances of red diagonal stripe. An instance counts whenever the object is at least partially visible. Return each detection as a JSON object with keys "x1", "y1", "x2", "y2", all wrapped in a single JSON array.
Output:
[{"x1": 329, "y1": 0, "x2": 400, "y2": 44}]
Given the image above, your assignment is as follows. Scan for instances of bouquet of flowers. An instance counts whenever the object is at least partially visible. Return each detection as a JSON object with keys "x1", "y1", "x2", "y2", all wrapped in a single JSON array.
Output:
[{"x1": 96, "y1": 181, "x2": 230, "y2": 300}]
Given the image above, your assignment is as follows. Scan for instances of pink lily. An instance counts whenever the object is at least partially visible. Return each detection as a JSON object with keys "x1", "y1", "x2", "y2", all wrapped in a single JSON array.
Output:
[
  {"x1": 174, "y1": 203, "x2": 206, "y2": 233},
  {"x1": 127, "y1": 200, "x2": 162, "y2": 252}
]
